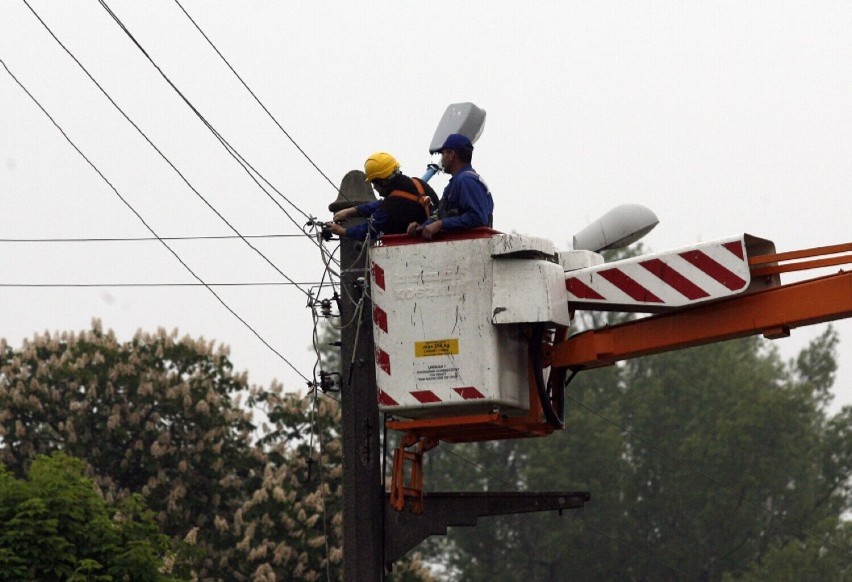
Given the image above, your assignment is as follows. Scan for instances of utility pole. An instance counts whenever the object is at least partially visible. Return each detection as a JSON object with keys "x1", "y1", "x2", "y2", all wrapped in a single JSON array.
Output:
[{"x1": 329, "y1": 170, "x2": 384, "y2": 581}]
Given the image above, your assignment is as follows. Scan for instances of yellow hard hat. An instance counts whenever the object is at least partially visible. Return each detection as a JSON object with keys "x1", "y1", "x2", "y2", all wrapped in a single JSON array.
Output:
[{"x1": 364, "y1": 152, "x2": 400, "y2": 182}]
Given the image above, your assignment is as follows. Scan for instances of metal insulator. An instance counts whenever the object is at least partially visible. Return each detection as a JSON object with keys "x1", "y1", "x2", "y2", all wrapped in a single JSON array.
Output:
[{"x1": 319, "y1": 371, "x2": 339, "y2": 393}]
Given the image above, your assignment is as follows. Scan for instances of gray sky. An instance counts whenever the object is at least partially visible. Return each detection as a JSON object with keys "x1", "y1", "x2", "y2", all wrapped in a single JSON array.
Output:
[{"x1": 1, "y1": 2, "x2": 850, "y2": 410}]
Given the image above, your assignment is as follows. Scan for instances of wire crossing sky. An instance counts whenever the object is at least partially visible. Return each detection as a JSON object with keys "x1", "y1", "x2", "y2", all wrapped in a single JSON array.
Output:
[
  {"x1": 1, "y1": 2, "x2": 850, "y2": 407},
  {"x1": 2, "y1": 56, "x2": 314, "y2": 384}
]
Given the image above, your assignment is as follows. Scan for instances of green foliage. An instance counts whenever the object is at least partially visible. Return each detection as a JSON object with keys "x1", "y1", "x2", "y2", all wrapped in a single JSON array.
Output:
[
  {"x1": 724, "y1": 519, "x2": 852, "y2": 582},
  {"x1": 421, "y1": 327, "x2": 852, "y2": 581},
  {"x1": 0, "y1": 321, "x2": 432, "y2": 581},
  {"x1": 0, "y1": 323, "x2": 259, "y2": 577},
  {"x1": 0, "y1": 452, "x2": 172, "y2": 581}
]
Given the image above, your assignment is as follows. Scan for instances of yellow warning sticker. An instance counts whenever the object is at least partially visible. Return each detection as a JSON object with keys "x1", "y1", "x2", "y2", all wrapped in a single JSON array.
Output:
[{"x1": 414, "y1": 338, "x2": 459, "y2": 358}]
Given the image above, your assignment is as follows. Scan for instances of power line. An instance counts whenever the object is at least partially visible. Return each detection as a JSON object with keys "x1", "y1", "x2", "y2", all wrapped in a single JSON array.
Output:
[
  {"x1": 22, "y1": 0, "x2": 314, "y2": 300},
  {"x1": 0, "y1": 234, "x2": 308, "y2": 243},
  {"x1": 0, "y1": 231, "x2": 341, "y2": 270},
  {"x1": 0, "y1": 282, "x2": 325, "y2": 288},
  {"x1": 95, "y1": 0, "x2": 329, "y2": 241},
  {"x1": 171, "y1": 0, "x2": 342, "y2": 197},
  {"x1": 0, "y1": 57, "x2": 310, "y2": 385}
]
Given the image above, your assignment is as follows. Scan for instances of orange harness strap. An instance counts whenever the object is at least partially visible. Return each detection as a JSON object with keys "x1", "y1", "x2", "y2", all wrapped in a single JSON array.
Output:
[{"x1": 388, "y1": 179, "x2": 431, "y2": 216}]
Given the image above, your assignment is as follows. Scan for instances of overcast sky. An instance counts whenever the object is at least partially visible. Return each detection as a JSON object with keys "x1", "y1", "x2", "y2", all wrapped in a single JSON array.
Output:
[{"x1": 1, "y1": 2, "x2": 850, "y2": 410}]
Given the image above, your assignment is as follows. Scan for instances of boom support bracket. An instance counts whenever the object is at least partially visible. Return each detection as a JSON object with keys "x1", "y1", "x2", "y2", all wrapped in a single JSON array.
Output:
[{"x1": 384, "y1": 490, "x2": 590, "y2": 567}]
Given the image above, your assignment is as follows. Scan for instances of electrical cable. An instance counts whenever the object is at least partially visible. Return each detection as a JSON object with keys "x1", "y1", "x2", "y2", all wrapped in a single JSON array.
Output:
[
  {"x1": 0, "y1": 57, "x2": 310, "y2": 384},
  {"x1": 1, "y1": 231, "x2": 340, "y2": 272},
  {"x1": 88, "y1": 1, "x2": 349, "y2": 327},
  {"x1": 317, "y1": 233, "x2": 341, "y2": 281},
  {"x1": 94, "y1": 0, "x2": 334, "y2": 255},
  {"x1": 306, "y1": 297, "x2": 347, "y2": 581},
  {"x1": 344, "y1": 297, "x2": 365, "y2": 387},
  {"x1": 171, "y1": 0, "x2": 345, "y2": 200},
  {"x1": 22, "y1": 0, "x2": 314, "y2": 300},
  {"x1": 529, "y1": 323, "x2": 564, "y2": 429},
  {"x1": 318, "y1": 227, "x2": 372, "y2": 334},
  {"x1": 91, "y1": 4, "x2": 354, "y2": 448},
  {"x1": 0, "y1": 234, "x2": 307, "y2": 242},
  {"x1": 0, "y1": 282, "x2": 325, "y2": 288},
  {"x1": 341, "y1": 234, "x2": 374, "y2": 357},
  {"x1": 306, "y1": 317, "x2": 333, "y2": 582},
  {"x1": 337, "y1": 225, "x2": 373, "y2": 311},
  {"x1": 0, "y1": 234, "x2": 336, "y2": 290}
]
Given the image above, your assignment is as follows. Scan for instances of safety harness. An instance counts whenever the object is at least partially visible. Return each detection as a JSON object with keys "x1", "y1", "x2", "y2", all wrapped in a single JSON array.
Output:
[{"x1": 387, "y1": 178, "x2": 432, "y2": 219}]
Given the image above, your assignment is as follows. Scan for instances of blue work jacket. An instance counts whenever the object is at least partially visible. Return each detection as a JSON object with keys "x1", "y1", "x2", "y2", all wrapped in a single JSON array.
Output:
[{"x1": 426, "y1": 165, "x2": 493, "y2": 231}]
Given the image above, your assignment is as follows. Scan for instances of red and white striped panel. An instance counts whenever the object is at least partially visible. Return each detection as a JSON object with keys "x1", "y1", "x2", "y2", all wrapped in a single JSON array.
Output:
[
  {"x1": 371, "y1": 258, "x2": 392, "y2": 406},
  {"x1": 565, "y1": 236, "x2": 752, "y2": 311},
  {"x1": 376, "y1": 386, "x2": 486, "y2": 409}
]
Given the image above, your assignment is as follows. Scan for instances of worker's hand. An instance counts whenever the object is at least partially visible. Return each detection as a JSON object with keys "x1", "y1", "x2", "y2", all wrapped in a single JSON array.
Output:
[
  {"x1": 325, "y1": 223, "x2": 346, "y2": 237},
  {"x1": 406, "y1": 222, "x2": 422, "y2": 237},
  {"x1": 421, "y1": 220, "x2": 442, "y2": 241},
  {"x1": 333, "y1": 207, "x2": 356, "y2": 222}
]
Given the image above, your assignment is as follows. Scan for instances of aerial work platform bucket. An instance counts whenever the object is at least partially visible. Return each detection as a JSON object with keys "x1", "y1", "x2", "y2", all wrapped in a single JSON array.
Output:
[{"x1": 370, "y1": 229, "x2": 570, "y2": 421}]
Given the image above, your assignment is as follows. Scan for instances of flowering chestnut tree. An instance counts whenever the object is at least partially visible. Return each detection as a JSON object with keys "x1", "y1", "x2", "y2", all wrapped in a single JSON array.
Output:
[{"x1": 0, "y1": 321, "x2": 430, "y2": 580}]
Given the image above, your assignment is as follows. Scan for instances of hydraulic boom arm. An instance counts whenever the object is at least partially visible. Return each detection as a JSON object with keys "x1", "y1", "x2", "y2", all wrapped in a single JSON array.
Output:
[{"x1": 553, "y1": 243, "x2": 852, "y2": 371}]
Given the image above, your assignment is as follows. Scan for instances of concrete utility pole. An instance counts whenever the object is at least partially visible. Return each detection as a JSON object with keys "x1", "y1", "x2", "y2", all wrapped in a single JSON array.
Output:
[{"x1": 329, "y1": 170, "x2": 384, "y2": 581}]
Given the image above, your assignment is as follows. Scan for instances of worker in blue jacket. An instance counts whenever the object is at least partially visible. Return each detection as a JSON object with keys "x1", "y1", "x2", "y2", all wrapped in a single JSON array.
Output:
[{"x1": 407, "y1": 133, "x2": 493, "y2": 240}]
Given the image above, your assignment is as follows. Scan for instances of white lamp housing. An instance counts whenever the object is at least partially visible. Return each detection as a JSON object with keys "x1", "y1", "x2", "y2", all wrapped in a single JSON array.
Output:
[
  {"x1": 428, "y1": 102, "x2": 487, "y2": 153},
  {"x1": 572, "y1": 204, "x2": 659, "y2": 252}
]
